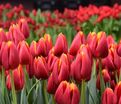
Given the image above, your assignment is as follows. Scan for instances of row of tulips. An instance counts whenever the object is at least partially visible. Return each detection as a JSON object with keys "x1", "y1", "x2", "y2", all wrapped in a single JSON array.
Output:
[
  {"x1": 1, "y1": 17, "x2": 121, "y2": 104},
  {"x1": 0, "y1": 3, "x2": 121, "y2": 43}
]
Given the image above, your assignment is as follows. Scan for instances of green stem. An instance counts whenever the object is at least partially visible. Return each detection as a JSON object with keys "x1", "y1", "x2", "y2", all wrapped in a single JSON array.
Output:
[
  {"x1": 10, "y1": 70, "x2": 17, "y2": 104},
  {"x1": 99, "y1": 58, "x2": 105, "y2": 95},
  {"x1": 52, "y1": 95, "x2": 56, "y2": 104},
  {"x1": 81, "y1": 80, "x2": 86, "y2": 104},
  {"x1": 1, "y1": 68, "x2": 5, "y2": 98},
  {"x1": 42, "y1": 80, "x2": 48, "y2": 104}
]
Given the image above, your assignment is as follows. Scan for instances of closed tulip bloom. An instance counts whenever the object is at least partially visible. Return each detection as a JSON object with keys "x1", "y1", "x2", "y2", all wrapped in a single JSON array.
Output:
[
  {"x1": 44, "y1": 34, "x2": 53, "y2": 55},
  {"x1": 114, "y1": 81, "x2": 121, "y2": 102},
  {"x1": 117, "y1": 40, "x2": 121, "y2": 57},
  {"x1": 102, "y1": 88, "x2": 117, "y2": 104},
  {"x1": 37, "y1": 38, "x2": 47, "y2": 56},
  {"x1": 107, "y1": 35, "x2": 115, "y2": 48},
  {"x1": 52, "y1": 53, "x2": 70, "y2": 84},
  {"x1": 96, "y1": 69, "x2": 111, "y2": 90},
  {"x1": 69, "y1": 31, "x2": 85, "y2": 56},
  {"x1": 55, "y1": 81, "x2": 80, "y2": 104},
  {"x1": 34, "y1": 56, "x2": 48, "y2": 79},
  {"x1": 0, "y1": 28, "x2": 7, "y2": 43},
  {"x1": 18, "y1": 41, "x2": 30, "y2": 65},
  {"x1": 71, "y1": 44, "x2": 92, "y2": 82},
  {"x1": 6, "y1": 65, "x2": 24, "y2": 91},
  {"x1": 54, "y1": 33, "x2": 68, "y2": 56},
  {"x1": 102, "y1": 44, "x2": 121, "y2": 71},
  {"x1": 30, "y1": 41, "x2": 38, "y2": 57},
  {"x1": 2, "y1": 41, "x2": 19, "y2": 70},
  {"x1": 87, "y1": 31, "x2": 108, "y2": 58},
  {"x1": 18, "y1": 18, "x2": 30, "y2": 38},
  {"x1": 8, "y1": 24, "x2": 25, "y2": 45}
]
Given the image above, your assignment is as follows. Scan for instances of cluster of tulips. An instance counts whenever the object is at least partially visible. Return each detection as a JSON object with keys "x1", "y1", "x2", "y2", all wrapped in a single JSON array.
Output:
[{"x1": 1, "y1": 17, "x2": 121, "y2": 104}]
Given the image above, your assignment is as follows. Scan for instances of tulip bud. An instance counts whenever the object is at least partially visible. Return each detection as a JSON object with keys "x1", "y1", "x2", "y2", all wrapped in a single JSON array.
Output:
[
  {"x1": 69, "y1": 31, "x2": 85, "y2": 56},
  {"x1": 0, "y1": 28, "x2": 7, "y2": 43},
  {"x1": 96, "y1": 69, "x2": 111, "y2": 90},
  {"x1": 52, "y1": 53, "x2": 70, "y2": 84},
  {"x1": 6, "y1": 65, "x2": 24, "y2": 91},
  {"x1": 8, "y1": 24, "x2": 25, "y2": 45},
  {"x1": 102, "y1": 88, "x2": 117, "y2": 104},
  {"x1": 34, "y1": 56, "x2": 48, "y2": 79},
  {"x1": 117, "y1": 40, "x2": 121, "y2": 57},
  {"x1": 54, "y1": 33, "x2": 68, "y2": 56},
  {"x1": 18, "y1": 41, "x2": 30, "y2": 65},
  {"x1": 18, "y1": 18, "x2": 30, "y2": 38},
  {"x1": 114, "y1": 81, "x2": 121, "y2": 102},
  {"x1": 55, "y1": 81, "x2": 80, "y2": 104},
  {"x1": 87, "y1": 31, "x2": 108, "y2": 58},
  {"x1": 71, "y1": 44, "x2": 92, "y2": 82},
  {"x1": 30, "y1": 41, "x2": 38, "y2": 57},
  {"x1": 2, "y1": 41, "x2": 19, "y2": 70},
  {"x1": 107, "y1": 35, "x2": 115, "y2": 48}
]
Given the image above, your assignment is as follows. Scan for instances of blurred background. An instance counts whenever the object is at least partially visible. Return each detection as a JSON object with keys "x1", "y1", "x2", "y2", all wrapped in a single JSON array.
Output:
[{"x1": 0, "y1": 0, "x2": 121, "y2": 11}]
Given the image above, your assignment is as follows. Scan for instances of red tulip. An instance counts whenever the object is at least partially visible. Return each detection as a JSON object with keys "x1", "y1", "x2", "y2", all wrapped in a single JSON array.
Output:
[
  {"x1": 54, "y1": 33, "x2": 68, "y2": 56},
  {"x1": 18, "y1": 18, "x2": 30, "y2": 38},
  {"x1": 71, "y1": 44, "x2": 92, "y2": 82},
  {"x1": 0, "y1": 28, "x2": 7, "y2": 43},
  {"x1": 87, "y1": 31, "x2": 108, "y2": 58},
  {"x1": 17, "y1": 41, "x2": 31, "y2": 65},
  {"x1": 55, "y1": 81, "x2": 80, "y2": 104},
  {"x1": 34, "y1": 56, "x2": 48, "y2": 79},
  {"x1": 69, "y1": 31, "x2": 85, "y2": 56},
  {"x1": 102, "y1": 88, "x2": 117, "y2": 104},
  {"x1": 117, "y1": 40, "x2": 121, "y2": 57},
  {"x1": 30, "y1": 41, "x2": 38, "y2": 57},
  {"x1": 6, "y1": 65, "x2": 24, "y2": 91},
  {"x1": 1, "y1": 41, "x2": 19, "y2": 70}
]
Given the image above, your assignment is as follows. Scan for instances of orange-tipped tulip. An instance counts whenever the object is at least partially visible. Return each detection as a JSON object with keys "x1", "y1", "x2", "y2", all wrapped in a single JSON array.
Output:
[
  {"x1": 69, "y1": 31, "x2": 85, "y2": 56},
  {"x1": 2, "y1": 41, "x2": 19, "y2": 70},
  {"x1": 18, "y1": 18, "x2": 30, "y2": 38},
  {"x1": 34, "y1": 56, "x2": 48, "y2": 79},
  {"x1": 71, "y1": 44, "x2": 92, "y2": 82},
  {"x1": 54, "y1": 33, "x2": 68, "y2": 56},
  {"x1": 30, "y1": 41, "x2": 38, "y2": 57},
  {"x1": 18, "y1": 41, "x2": 31, "y2": 65},
  {"x1": 55, "y1": 81, "x2": 80, "y2": 104},
  {"x1": 102, "y1": 88, "x2": 117, "y2": 104},
  {"x1": 6, "y1": 65, "x2": 24, "y2": 91},
  {"x1": 87, "y1": 31, "x2": 108, "y2": 58}
]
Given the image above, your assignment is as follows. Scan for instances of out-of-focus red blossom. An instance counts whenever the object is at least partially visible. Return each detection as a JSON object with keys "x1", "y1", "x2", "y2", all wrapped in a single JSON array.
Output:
[
  {"x1": 114, "y1": 81, "x2": 121, "y2": 103},
  {"x1": 0, "y1": 28, "x2": 7, "y2": 43},
  {"x1": 8, "y1": 24, "x2": 25, "y2": 45},
  {"x1": 17, "y1": 41, "x2": 31, "y2": 65},
  {"x1": 26, "y1": 56, "x2": 34, "y2": 78},
  {"x1": 34, "y1": 56, "x2": 48, "y2": 79},
  {"x1": 5, "y1": 3, "x2": 11, "y2": 9},
  {"x1": 6, "y1": 65, "x2": 24, "y2": 91},
  {"x1": 102, "y1": 44, "x2": 121, "y2": 71},
  {"x1": 117, "y1": 40, "x2": 121, "y2": 57},
  {"x1": 71, "y1": 44, "x2": 92, "y2": 82},
  {"x1": 55, "y1": 81, "x2": 80, "y2": 104},
  {"x1": 87, "y1": 31, "x2": 108, "y2": 58},
  {"x1": 18, "y1": 18, "x2": 30, "y2": 38},
  {"x1": 52, "y1": 53, "x2": 70, "y2": 85},
  {"x1": 102, "y1": 88, "x2": 117, "y2": 104},
  {"x1": 1, "y1": 41, "x2": 19, "y2": 70},
  {"x1": 54, "y1": 33, "x2": 68, "y2": 56},
  {"x1": 69, "y1": 31, "x2": 85, "y2": 56},
  {"x1": 96, "y1": 69, "x2": 111, "y2": 90},
  {"x1": 30, "y1": 41, "x2": 38, "y2": 57}
]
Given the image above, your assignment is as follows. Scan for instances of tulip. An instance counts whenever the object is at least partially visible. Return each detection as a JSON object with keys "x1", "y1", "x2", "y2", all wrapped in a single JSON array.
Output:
[
  {"x1": 17, "y1": 41, "x2": 31, "y2": 65},
  {"x1": 34, "y1": 56, "x2": 48, "y2": 79},
  {"x1": 52, "y1": 53, "x2": 70, "y2": 85},
  {"x1": 8, "y1": 24, "x2": 25, "y2": 45},
  {"x1": 71, "y1": 44, "x2": 92, "y2": 82},
  {"x1": 1, "y1": 41, "x2": 19, "y2": 70},
  {"x1": 117, "y1": 40, "x2": 121, "y2": 57},
  {"x1": 96, "y1": 69, "x2": 111, "y2": 90},
  {"x1": 0, "y1": 28, "x2": 7, "y2": 43},
  {"x1": 6, "y1": 65, "x2": 24, "y2": 91},
  {"x1": 18, "y1": 18, "x2": 30, "y2": 38},
  {"x1": 69, "y1": 31, "x2": 85, "y2": 56},
  {"x1": 87, "y1": 31, "x2": 108, "y2": 58},
  {"x1": 107, "y1": 35, "x2": 115, "y2": 48},
  {"x1": 54, "y1": 33, "x2": 68, "y2": 56},
  {"x1": 55, "y1": 81, "x2": 80, "y2": 104},
  {"x1": 102, "y1": 88, "x2": 117, "y2": 104}
]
